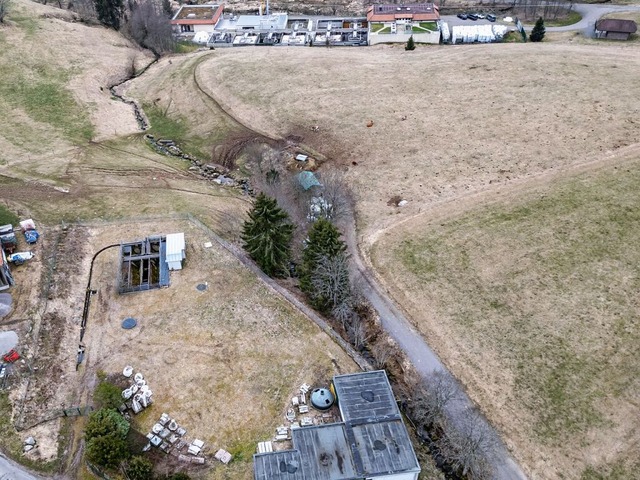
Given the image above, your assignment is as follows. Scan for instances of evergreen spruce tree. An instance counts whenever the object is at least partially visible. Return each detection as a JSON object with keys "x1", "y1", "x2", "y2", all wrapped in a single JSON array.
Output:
[
  {"x1": 94, "y1": 0, "x2": 124, "y2": 29},
  {"x1": 300, "y1": 218, "x2": 347, "y2": 309},
  {"x1": 405, "y1": 35, "x2": 416, "y2": 51},
  {"x1": 242, "y1": 193, "x2": 294, "y2": 278},
  {"x1": 529, "y1": 17, "x2": 546, "y2": 42}
]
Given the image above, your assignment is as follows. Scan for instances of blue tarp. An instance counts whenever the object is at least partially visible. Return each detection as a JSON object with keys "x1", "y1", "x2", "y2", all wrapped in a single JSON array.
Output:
[{"x1": 24, "y1": 230, "x2": 39, "y2": 244}]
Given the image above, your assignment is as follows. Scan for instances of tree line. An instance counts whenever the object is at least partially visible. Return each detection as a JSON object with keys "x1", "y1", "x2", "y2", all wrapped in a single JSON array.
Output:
[{"x1": 242, "y1": 151, "x2": 501, "y2": 478}]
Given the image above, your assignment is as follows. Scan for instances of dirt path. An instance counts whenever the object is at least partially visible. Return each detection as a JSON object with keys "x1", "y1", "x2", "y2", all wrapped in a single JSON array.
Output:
[
  {"x1": 363, "y1": 141, "x2": 640, "y2": 252},
  {"x1": 189, "y1": 52, "x2": 530, "y2": 478}
]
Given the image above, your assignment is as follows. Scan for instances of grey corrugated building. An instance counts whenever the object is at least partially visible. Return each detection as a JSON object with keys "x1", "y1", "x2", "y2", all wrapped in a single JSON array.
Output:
[{"x1": 253, "y1": 370, "x2": 420, "y2": 480}]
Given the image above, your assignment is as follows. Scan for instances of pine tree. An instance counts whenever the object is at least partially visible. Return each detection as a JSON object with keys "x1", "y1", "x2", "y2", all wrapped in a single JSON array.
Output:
[
  {"x1": 242, "y1": 193, "x2": 294, "y2": 278},
  {"x1": 94, "y1": 0, "x2": 124, "y2": 29},
  {"x1": 529, "y1": 17, "x2": 546, "y2": 42},
  {"x1": 300, "y1": 218, "x2": 347, "y2": 309},
  {"x1": 405, "y1": 35, "x2": 416, "y2": 51}
]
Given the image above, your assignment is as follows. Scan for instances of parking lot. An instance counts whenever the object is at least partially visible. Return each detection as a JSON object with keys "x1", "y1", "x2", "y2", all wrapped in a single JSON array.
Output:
[{"x1": 442, "y1": 13, "x2": 509, "y2": 27}]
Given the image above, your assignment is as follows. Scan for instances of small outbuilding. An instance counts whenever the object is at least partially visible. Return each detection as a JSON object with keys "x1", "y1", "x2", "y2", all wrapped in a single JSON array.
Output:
[
  {"x1": 595, "y1": 19, "x2": 637, "y2": 40},
  {"x1": 165, "y1": 233, "x2": 186, "y2": 271}
]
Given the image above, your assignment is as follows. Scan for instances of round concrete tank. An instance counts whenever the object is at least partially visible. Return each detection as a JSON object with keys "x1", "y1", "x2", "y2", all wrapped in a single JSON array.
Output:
[{"x1": 310, "y1": 388, "x2": 335, "y2": 411}]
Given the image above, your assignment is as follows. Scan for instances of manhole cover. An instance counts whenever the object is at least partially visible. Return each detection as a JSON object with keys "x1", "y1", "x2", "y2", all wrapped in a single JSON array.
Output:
[
  {"x1": 196, "y1": 283, "x2": 207, "y2": 292},
  {"x1": 122, "y1": 317, "x2": 137, "y2": 329}
]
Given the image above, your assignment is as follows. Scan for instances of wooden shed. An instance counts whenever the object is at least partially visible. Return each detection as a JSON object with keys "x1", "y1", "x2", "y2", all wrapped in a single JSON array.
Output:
[{"x1": 595, "y1": 19, "x2": 637, "y2": 40}]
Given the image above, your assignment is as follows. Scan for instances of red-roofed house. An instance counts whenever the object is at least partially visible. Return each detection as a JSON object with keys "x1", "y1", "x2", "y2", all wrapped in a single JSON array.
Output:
[
  {"x1": 367, "y1": 3, "x2": 441, "y2": 44},
  {"x1": 171, "y1": 4, "x2": 224, "y2": 35}
]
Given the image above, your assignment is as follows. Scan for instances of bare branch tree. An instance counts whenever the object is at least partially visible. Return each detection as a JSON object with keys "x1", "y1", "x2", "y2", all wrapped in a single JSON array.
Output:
[
  {"x1": 68, "y1": 0, "x2": 98, "y2": 24},
  {"x1": 313, "y1": 170, "x2": 354, "y2": 225},
  {"x1": 412, "y1": 370, "x2": 459, "y2": 429},
  {"x1": 0, "y1": 0, "x2": 11, "y2": 23},
  {"x1": 438, "y1": 409, "x2": 499, "y2": 480},
  {"x1": 370, "y1": 337, "x2": 396, "y2": 370},
  {"x1": 125, "y1": 0, "x2": 174, "y2": 55},
  {"x1": 310, "y1": 252, "x2": 351, "y2": 313},
  {"x1": 347, "y1": 314, "x2": 370, "y2": 350}
]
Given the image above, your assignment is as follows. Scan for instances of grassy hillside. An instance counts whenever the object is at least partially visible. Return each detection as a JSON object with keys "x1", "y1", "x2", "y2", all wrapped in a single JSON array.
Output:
[{"x1": 374, "y1": 157, "x2": 640, "y2": 479}]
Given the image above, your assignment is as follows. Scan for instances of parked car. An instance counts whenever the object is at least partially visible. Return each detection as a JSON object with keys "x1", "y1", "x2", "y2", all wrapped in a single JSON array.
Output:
[
  {"x1": 467, "y1": 13, "x2": 478, "y2": 20},
  {"x1": 477, "y1": 13, "x2": 486, "y2": 19},
  {"x1": 457, "y1": 13, "x2": 468, "y2": 20},
  {"x1": 486, "y1": 14, "x2": 497, "y2": 22}
]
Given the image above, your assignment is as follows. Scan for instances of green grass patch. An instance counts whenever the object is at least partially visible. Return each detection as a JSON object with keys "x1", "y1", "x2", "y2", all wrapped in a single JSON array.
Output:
[
  {"x1": 393, "y1": 164, "x2": 640, "y2": 446},
  {"x1": 544, "y1": 10, "x2": 582, "y2": 27},
  {"x1": 374, "y1": 25, "x2": 391, "y2": 34},
  {"x1": 144, "y1": 104, "x2": 211, "y2": 159},
  {"x1": 0, "y1": 393, "x2": 60, "y2": 473},
  {"x1": 144, "y1": 104, "x2": 189, "y2": 141},
  {"x1": 10, "y1": 15, "x2": 39, "y2": 36},
  {"x1": 582, "y1": 460, "x2": 640, "y2": 480},
  {"x1": 0, "y1": 204, "x2": 19, "y2": 226},
  {"x1": 175, "y1": 40, "x2": 200, "y2": 54},
  {"x1": 371, "y1": 23, "x2": 386, "y2": 33},
  {"x1": 419, "y1": 21, "x2": 438, "y2": 31},
  {"x1": 0, "y1": 78, "x2": 94, "y2": 142},
  {"x1": 502, "y1": 31, "x2": 525, "y2": 43}
]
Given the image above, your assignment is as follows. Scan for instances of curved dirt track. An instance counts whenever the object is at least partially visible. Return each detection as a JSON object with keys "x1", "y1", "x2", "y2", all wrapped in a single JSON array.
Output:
[{"x1": 192, "y1": 52, "x2": 529, "y2": 479}]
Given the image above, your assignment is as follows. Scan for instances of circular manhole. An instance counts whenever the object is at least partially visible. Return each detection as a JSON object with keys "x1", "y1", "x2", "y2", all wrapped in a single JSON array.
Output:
[
  {"x1": 196, "y1": 283, "x2": 207, "y2": 292},
  {"x1": 122, "y1": 317, "x2": 137, "y2": 329}
]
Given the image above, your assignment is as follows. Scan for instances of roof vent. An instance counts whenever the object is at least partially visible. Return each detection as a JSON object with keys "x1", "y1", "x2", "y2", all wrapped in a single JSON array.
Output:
[
  {"x1": 279, "y1": 460, "x2": 299, "y2": 474},
  {"x1": 187, "y1": 13, "x2": 196, "y2": 18},
  {"x1": 361, "y1": 390, "x2": 375, "y2": 402},
  {"x1": 373, "y1": 439, "x2": 387, "y2": 451}
]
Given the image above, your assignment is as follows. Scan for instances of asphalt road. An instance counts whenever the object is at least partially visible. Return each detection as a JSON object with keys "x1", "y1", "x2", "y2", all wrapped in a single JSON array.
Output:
[
  {"x1": 0, "y1": 453, "x2": 42, "y2": 480},
  {"x1": 443, "y1": 3, "x2": 640, "y2": 34},
  {"x1": 349, "y1": 237, "x2": 529, "y2": 480}
]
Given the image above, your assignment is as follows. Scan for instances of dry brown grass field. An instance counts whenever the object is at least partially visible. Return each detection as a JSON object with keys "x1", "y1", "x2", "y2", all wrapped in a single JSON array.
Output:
[
  {"x1": 0, "y1": 2, "x2": 364, "y2": 477},
  {"x1": 196, "y1": 45, "x2": 640, "y2": 478},
  {"x1": 200, "y1": 44, "x2": 640, "y2": 242},
  {"x1": 5, "y1": 218, "x2": 356, "y2": 478}
]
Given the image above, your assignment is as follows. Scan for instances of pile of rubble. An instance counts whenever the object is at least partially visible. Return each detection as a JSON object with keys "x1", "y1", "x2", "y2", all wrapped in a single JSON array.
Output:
[
  {"x1": 267, "y1": 382, "x2": 338, "y2": 450},
  {"x1": 144, "y1": 134, "x2": 254, "y2": 196},
  {"x1": 144, "y1": 412, "x2": 232, "y2": 467},
  {"x1": 120, "y1": 367, "x2": 153, "y2": 416},
  {"x1": 23, "y1": 436, "x2": 36, "y2": 453}
]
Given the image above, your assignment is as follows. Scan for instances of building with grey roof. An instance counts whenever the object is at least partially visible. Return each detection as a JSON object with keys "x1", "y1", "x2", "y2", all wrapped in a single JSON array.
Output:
[
  {"x1": 253, "y1": 370, "x2": 420, "y2": 480},
  {"x1": 332, "y1": 370, "x2": 400, "y2": 423},
  {"x1": 254, "y1": 450, "x2": 305, "y2": 480}
]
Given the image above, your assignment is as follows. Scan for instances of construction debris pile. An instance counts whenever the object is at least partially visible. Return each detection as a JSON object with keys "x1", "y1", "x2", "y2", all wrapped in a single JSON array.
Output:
[
  {"x1": 0, "y1": 219, "x2": 39, "y2": 292},
  {"x1": 264, "y1": 382, "x2": 338, "y2": 451},
  {"x1": 120, "y1": 365, "x2": 233, "y2": 466},
  {"x1": 120, "y1": 367, "x2": 153, "y2": 415},
  {"x1": 143, "y1": 412, "x2": 233, "y2": 467}
]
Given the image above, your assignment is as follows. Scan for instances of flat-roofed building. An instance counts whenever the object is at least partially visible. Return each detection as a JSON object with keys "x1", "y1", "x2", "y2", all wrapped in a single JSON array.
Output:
[
  {"x1": 171, "y1": 4, "x2": 224, "y2": 35},
  {"x1": 253, "y1": 370, "x2": 420, "y2": 480}
]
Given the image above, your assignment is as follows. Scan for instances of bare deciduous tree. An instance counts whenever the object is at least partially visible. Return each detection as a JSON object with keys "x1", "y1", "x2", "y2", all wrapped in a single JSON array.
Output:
[
  {"x1": 126, "y1": 0, "x2": 174, "y2": 54},
  {"x1": 314, "y1": 170, "x2": 353, "y2": 224},
  {"x1": 68, "y1": 0, "x2": 98, "y2": 23},
  {"x1": 0, "y1": 0, "x2": 11, "y2": 23},
  {"x1": 412, "y1": 370, "x2": 459, "y2": 429},
  {"x1": 370, "y1": 338, "x2": 396, "y2": 370},
  {"x1": 310, "y1": 252, "x2": 351, "y2": 313},
  {"x1": 347, "y1": 315, "x2": 370, "y2": 350},
  {"x1": 438, "y1": 409, "x2": 499, "y2": 480}
]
